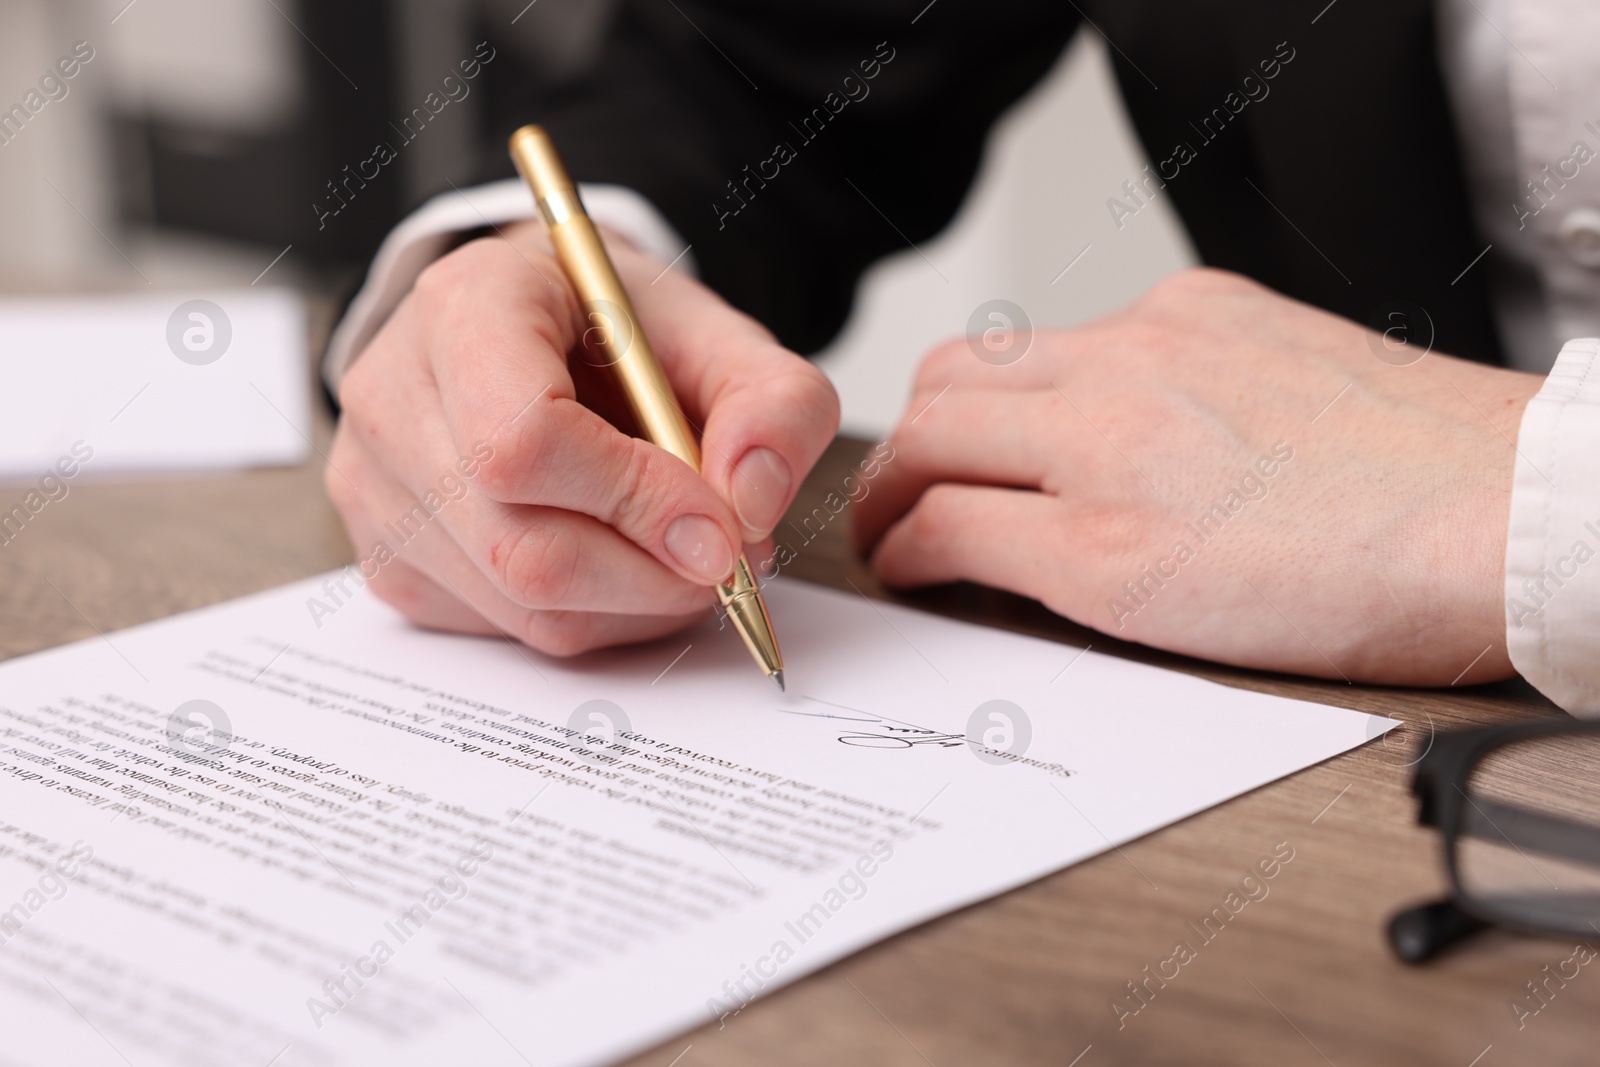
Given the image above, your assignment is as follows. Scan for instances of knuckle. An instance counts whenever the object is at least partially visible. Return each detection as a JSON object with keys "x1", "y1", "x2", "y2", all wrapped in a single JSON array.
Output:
[
  {"x1": 336, "y1": 354, "x2": 379, "y2": 420},
  {"x1": 364, "y1": 576, "x2": 412, "y2": 620},
  {"x1": 1074, "y1": 501, "x2": 1141, "y2": 565},
  {"x1": 413, "y1": 238, "x2": 495, "y2": 308},
  {"x1": 608, "y1": 443, "x2": 679, "y2": 540},
  {"x1": 468, "y1": 399, "x2": 565, "y2": 501},
  {"x1": 322, "y1": 459, "x2": 355, "y2": 516},
  {"x1": 335, "y1": 363, "x2": 395, "y2": 457},
  {"x1": 726, "y1": 357, "x2": 841, "y2": 445},
  {"x1": 322, "y1": 433, "x2": 365, "y2": 517},
  {"x1": 915, "y1": 339, "x2": 968, "y2": 390},
  {"x1": 468, "y1": 421, "x2": 532, "y2": 499},
  {"x1": 890, "y1": 403, "x2": 934, "y2": 451},
  {"x1": 1078, "y1": 315, "x2": 1178, "y2": 367},
  {"x1": 772, "y1": 358, "x2": 841, "y2": 434},
  {"x1": 491, "y1": 518, "x2": 580, "y2": 608},
  {"x1": 414, "y1": 238, "x2": 568, "y2": 339},
  {"x1": 520, "y1": 611, "x2": 595, "y2": 658},
  {"x1": 907, "y1": 483, "x2": 962, "y2": 542},
  {"x1": 1080, "y1": 400, "x2": 1146, "y2": 452},
  {"x1": 1040, "y1": 390, "x2": 1072, "y2": 431},
  {"x1": 1126, "y1": 319, "x2": 1180, "y2": 355},
  {"x1": 1148, "y1": 266, "x2": 1255, "y2": 302},
  {"x1": 1145, "y1": 268, "x2": 1205, "y2": 300},
  {"x1": 410, "y1": 250, "x2": 469, "y2": 320},
  {"x1": 364, "y1": 567, "x2": 431, "y2": 626}
]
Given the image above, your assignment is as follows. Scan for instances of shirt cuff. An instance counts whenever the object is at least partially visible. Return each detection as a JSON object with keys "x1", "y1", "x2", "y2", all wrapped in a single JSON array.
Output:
[
  {"x1": 1505, "y1": 336, "x2": 1600, "y2": 715},
  {"x1": 322, "y1": 179, "x2": 695, "y2": 394}
]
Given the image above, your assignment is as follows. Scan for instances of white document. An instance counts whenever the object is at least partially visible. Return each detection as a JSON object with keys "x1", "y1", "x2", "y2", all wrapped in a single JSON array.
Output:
[
  {"x1": 0, "y1": 575, "x2": 1391, "y2": 1066},
  {"x1": 0, "y1": 288, "x2": 309, "y2": 480}
]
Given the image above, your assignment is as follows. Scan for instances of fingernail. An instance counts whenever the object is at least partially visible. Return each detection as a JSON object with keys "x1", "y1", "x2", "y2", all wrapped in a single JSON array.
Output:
[
  {"x1": 665, "y1": 515, "x2": 735, "y2": 582},
  {"x1": 731, "y1": 447, "x2": 792, "y2": 538}
]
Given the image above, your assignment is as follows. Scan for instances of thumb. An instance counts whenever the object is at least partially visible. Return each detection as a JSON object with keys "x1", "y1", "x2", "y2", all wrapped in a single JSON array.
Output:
[{"x1": 618, "y1": 245, "x2": 841, "y2": 542}]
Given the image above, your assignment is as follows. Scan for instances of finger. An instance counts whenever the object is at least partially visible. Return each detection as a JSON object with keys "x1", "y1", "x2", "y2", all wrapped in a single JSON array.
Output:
[
  {"x1": 356, "y1": 553, "x2": 500, "y2": 636},
  {"x1": 853, "y1": 388, "x2": 1087, "y2": 554},
  {"x1": 907, "y1": 332, "x2": 1081, "y2": 397},
  {"x1": 869, "y1": 484, "x2": 1092, "y2": 615},
  {"x1": 624, "y1": 252, "x2": 840, "y2": 543},
  {"x1": 338, "y1": 472, "x2": 716, "y2": 655},
  {"x1": 366, "y1": 552, "x2": 710, "y2": 657},
  {"x1": 465, "y1": 391, "x2": 746, "y2": 588},
  {"x1": 332, "y1": 424, "x2": 717, "y2": 618},
  {"x1": 519, "y1": 605, "x2": 714, "y2": 658},
  {"x1": 373, "y1": 238, "x2": 745, "y2": 586},
  {"x1": 333, "y1": 481, "x2": 544, "y2": 643}
]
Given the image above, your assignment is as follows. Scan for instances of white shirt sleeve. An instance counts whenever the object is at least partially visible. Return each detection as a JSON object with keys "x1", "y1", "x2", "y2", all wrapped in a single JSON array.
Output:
[
  {"x1": 322, "y1": 179, "x2": 695, "y2": 393},
  {"x1": 1505, "y1": 337, "x2": 1600, "y2": 715}
]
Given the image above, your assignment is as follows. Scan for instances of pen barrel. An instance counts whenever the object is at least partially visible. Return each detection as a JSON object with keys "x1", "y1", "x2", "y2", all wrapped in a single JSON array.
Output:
[
  {"x1": 509, "y1": 125, "x2": 702, "y2": 473},
  {"x1": 552, "y1": 217, "x2": 703, "y2": 472}
]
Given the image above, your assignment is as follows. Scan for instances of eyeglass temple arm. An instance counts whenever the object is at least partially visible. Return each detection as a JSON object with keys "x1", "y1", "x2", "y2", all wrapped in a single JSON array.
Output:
[{"x1": 1458, "y1": 794, "x2": 1600, "y2": 867}]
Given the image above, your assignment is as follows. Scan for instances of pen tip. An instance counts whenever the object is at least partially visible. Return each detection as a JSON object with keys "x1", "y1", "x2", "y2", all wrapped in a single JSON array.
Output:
[{"x1": 772, "y1": 670, "x2": 785, "y2": 693}]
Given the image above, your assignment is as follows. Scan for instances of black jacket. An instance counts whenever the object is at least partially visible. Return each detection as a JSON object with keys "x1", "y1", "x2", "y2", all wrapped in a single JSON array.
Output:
[{"x1": 482, "y1": 0, "x2": 1501, "y2": 364}]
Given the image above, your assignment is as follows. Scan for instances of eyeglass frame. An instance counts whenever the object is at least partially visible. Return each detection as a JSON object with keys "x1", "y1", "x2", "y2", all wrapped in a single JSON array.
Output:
[{"x1": 1398, "y1": 717, "x2": 1600, "y2": 959}]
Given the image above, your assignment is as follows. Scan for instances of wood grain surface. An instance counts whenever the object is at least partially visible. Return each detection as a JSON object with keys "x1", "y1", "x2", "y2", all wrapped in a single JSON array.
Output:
[{"x1": 0, "y1": 375, "x2": 1588, "y2": 1066}]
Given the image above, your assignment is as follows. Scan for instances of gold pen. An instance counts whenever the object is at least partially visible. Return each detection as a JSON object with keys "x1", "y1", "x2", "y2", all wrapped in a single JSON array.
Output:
[{"x1": 509, "y1": 124, "x2": 785, "y2": 690}]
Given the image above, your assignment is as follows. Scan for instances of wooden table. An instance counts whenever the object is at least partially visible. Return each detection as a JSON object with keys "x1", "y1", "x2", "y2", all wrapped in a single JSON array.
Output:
[{"x1": 1, "y1": 392, "x2": 1588, "y2": 1065}]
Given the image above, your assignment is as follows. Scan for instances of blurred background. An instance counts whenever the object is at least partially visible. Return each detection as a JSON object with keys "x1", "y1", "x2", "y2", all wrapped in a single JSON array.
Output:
[{"x1": 0, "y1": 0, "x2": 1194, "y2": 438}]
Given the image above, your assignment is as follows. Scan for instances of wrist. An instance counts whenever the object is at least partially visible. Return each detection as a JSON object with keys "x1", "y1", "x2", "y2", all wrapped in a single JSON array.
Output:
[{"x1": 1442, "y1": 365, "x2": 1542, "y2": 683}]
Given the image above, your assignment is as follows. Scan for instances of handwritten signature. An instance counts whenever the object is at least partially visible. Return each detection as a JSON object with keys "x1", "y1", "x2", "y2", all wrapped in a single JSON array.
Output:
[{"x1": 836, "y1": 724, "x2": 967, "y2": 750}]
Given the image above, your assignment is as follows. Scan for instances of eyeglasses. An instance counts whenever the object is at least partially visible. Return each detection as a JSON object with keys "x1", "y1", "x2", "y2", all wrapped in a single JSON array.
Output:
[{"x1": 1389, "y1": 718, "x2": 1600, "y2": 963}]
